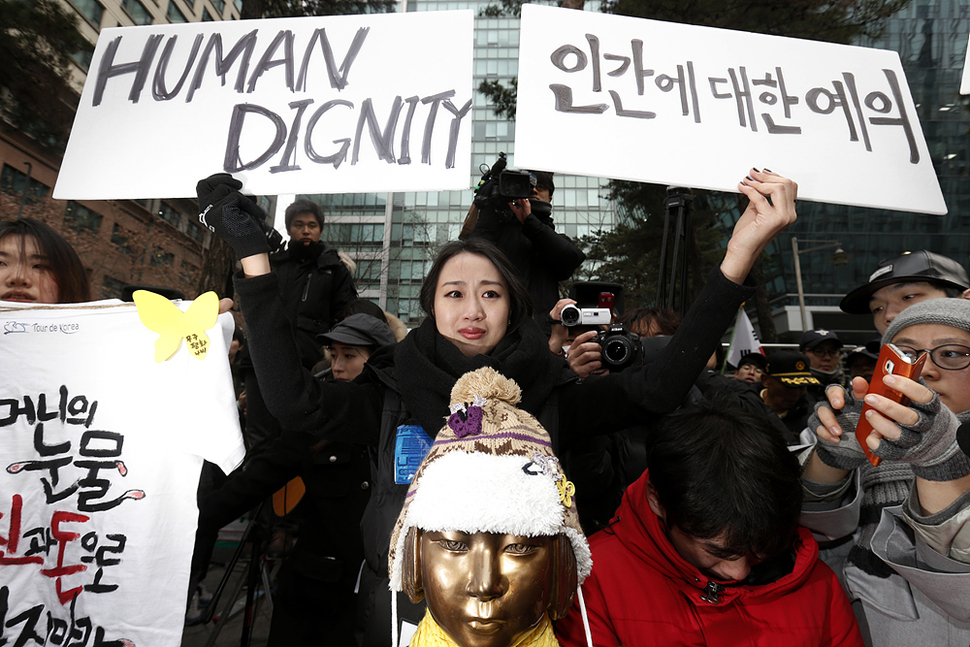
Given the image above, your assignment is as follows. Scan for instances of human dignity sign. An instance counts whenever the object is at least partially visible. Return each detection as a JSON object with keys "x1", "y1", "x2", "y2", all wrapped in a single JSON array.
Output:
[
  {"x1": 515, "y1": 5, "x2": 946, "y2": 215},
  {"x1": 54, "y1": 12, "x2": 474, "y2": 200},
  {"x1": 0, "y1": 296, "x2": 244, "y2": 647}
]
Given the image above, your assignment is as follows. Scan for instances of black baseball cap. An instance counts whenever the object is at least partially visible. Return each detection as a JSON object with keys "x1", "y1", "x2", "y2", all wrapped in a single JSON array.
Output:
[
  {"x1": 840, "y1": 250, "x2": 970, "y2": 315},
  {"x1": 799, "y1": 329, "x2": 843, "y2": 350},
  {"x1": 846, "y1": 339, "x2": 880, "y2": 367},
  {"x1": 764, "y1": 350, "x2": 820, "y2": 386},
  {"x1": 318, "y1": 313, "x2": 396, "y2": 348},
  {"x1": 737, "y1": 352, "x2": 767, "y2": 371}
]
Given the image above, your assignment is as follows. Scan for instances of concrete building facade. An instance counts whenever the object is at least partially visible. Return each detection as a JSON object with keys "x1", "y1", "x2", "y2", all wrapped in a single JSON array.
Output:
[{"x1": 0, "y1": 0, "x2": 243, "y2": 299}]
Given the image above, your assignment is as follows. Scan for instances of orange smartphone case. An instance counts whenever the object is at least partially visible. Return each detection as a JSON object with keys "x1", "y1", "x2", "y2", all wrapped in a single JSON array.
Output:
[{"x1": 855, "y1": 343, "x2": 926, "y2": 467}]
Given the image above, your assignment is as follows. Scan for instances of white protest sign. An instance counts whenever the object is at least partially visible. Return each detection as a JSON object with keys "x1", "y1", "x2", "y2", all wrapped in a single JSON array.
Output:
[
  {"x1": 55, "y1": 12, "x2": 474, "y2": 200},
  {"x1": 515, "y1": 5, "x2": 945, "y2": 215},
  {"x1": 0, "y1": 298, "x2": 244, "y2": 647}
]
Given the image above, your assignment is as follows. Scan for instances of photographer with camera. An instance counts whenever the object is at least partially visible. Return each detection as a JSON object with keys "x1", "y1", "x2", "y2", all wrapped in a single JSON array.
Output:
[
  {"x1": 562, "y1": 306, "x2": 670, "y2": 379},
  {"x1": 550, "y1": 297, "x2": 694, "y2": 531},
  {"x1": 548, "y1": 289, "x2": 643, "y2": 372},
  {"x1": 466, "y1": 155, "x2": 586, "y2": 334}
]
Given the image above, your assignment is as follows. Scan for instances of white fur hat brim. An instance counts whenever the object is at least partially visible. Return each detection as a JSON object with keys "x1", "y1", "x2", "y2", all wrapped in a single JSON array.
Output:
[{"x1": 389, "y1": 450, "x2": 592, "y2": 591}]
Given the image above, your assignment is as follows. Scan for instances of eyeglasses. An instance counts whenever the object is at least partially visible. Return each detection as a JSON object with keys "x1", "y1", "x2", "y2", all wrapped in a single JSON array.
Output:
[
  {"x1": 807, "y1": 348, "x2": 841, "y2": 358},
  {"x1": 896, "y1": 344, "x2": 970, "y2": 371}
]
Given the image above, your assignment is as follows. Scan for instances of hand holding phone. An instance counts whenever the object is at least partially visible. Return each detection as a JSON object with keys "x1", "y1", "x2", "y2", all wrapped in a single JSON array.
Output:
[{"x1": 855, "y1": 343, "x2": 927, "y2": 466}]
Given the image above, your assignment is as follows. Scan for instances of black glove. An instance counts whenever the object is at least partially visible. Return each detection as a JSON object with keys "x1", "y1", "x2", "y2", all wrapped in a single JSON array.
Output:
[
  {"x1": 196, "y1": 173, "x2": 242, "y2": 207},
  {"x1": 196, "y1": 173, "x2": 271, "y2": 259}
]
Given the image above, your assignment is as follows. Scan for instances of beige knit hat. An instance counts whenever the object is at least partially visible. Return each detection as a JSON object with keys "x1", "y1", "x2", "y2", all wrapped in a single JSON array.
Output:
[{"x1": 387, "y1": 366, "x2": 592, "y2": 592}]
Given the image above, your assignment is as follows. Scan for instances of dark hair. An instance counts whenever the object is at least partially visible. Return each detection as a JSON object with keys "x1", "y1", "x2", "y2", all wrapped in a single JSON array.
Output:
[
  {"x1": 419, "y1": 238, "x2": 533, "y2": 332},
  {"x1": 929, "y1": 281, "x2": 967, "y2": 298},
  {"x1": 284, "y1": 199, "x2": 324, "y2": 230},
  {"x1": 878, "y1": 280, "x2": 966, "y2": 300},
  {"x1": 529, "y1": 170, "x2": 555, "y2": 197},
  {"x1": 646, "y1": 401, "x2": 802, "y2": 560},
  {"x1": 0, "y1": 219, "x2": 90, "y2": 303},
  {"x1": 618, "y1": 307, "x2": 683, "y2": 337}
]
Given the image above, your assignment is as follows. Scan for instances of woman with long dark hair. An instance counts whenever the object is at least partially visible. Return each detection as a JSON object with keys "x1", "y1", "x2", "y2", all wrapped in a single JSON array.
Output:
[
  {"x1": 197, "y1": 169, "x2": 798, "y2": 645},
  {"x1": 0, "y1": 219, "x2": 89, "y2": 304}
]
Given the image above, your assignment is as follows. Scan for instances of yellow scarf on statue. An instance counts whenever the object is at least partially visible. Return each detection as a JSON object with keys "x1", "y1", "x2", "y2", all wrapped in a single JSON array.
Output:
[{"x1": 409, "y1": 611, "x2": 560, "y2": 647}]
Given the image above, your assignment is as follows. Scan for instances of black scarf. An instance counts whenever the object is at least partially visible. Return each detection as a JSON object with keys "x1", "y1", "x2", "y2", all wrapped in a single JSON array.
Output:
[
  {"x1": 393, "y1": 317, "x2": 569, "y2": 436},
  {"x1": 287, "y1": 239, "x2": 325, "y2": 261}
]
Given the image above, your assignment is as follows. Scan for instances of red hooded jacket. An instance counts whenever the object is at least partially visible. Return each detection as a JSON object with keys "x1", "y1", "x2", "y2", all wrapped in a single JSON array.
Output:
[{"x1": 555, "y1": 471, "x2": 863, "y2": 647}]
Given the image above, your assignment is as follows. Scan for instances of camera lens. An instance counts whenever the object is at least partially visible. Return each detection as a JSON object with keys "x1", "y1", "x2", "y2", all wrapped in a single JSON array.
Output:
[
  {"x1": 604, "y1": 337, "x2": 632, "y2": 366},
  {"x1": 560, "y1": 305, "x2": 581, "y2": 327}
]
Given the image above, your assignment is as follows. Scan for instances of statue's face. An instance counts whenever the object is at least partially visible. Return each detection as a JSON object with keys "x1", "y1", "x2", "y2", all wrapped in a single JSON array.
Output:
[{"x1": 420, "y1": 530, "x2": 553, "y2": 647}]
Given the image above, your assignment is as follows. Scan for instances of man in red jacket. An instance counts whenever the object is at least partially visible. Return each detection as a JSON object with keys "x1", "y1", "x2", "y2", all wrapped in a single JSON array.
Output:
[{"x1": 555, "y1": 403, "x2": 863, "y2": 647}]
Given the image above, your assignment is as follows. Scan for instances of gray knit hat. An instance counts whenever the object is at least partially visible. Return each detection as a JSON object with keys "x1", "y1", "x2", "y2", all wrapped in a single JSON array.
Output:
[{"x1": 883, "y1": 298, "x2": 970, "y2": 345}]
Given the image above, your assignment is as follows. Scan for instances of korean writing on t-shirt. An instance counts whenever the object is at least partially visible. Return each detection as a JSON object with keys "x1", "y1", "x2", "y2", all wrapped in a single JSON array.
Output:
[{"x1": 0, "y1": 387, "x2": 139, "y2": 645}]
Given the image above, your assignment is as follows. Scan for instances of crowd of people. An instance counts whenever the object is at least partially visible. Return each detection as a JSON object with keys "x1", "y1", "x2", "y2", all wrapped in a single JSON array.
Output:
[{"x1": 2, "y1": 165, "x2": 968, "y2": 647}]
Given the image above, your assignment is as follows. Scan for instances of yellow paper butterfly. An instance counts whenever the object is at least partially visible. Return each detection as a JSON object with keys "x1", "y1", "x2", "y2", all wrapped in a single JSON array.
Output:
[{"x1": 133, "y1": 290, "x2": 219, "y2": 362}]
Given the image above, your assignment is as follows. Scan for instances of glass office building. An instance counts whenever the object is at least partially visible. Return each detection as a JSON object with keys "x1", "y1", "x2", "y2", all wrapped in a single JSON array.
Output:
[
  {"x1": 306, "y1": 0, "x2": 970, "y2": 335},
  {"x1": 305, "y1": 2, "x2": 618, "y2": 327},
  {"x1": 768, "y1": 0, "x2": 970, "y2": 342}
]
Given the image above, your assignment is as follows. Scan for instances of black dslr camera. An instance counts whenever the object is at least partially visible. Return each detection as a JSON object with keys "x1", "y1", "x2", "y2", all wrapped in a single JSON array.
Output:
[
  {"x1": 473, "y1": 153, "x2": 550, "y2": 222},
  {"x1": 593, "y1": 323, "x2": 643, "y2": 372}
]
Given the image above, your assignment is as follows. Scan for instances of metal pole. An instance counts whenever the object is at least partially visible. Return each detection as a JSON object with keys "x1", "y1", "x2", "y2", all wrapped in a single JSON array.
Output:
[
  {"x1": 792, "y1": 237, "x2": 808, "y2": 331},
  {"x1": 676, "y1": 196, "x2": 692, "y2": 313},
  {"x1": 668, "y1": 205, "x2": 683, "y2": 311},
  {"x1": 655, "y1": 208, "x2": 671, "y2": 306}
]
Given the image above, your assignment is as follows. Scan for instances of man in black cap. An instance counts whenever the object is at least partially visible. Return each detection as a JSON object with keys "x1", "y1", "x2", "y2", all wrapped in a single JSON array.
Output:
[
  {"x1": 733, "y1": 352, "x2": 767, "y2": 384},
  {"x1": 759, "y1": 350, "x2": 820, "y2": 442},
  {"x1": 317, "y1": 313, "x2": 397, "y2": 382},
  {"x1": 799, "y1": 329, "x2": 845, "y2": 407},
  {"x1": 840, "y1": 250, "x2": 970, "y2": 335},
  {"x1": 844, "y1": 340, "x2": 880, "y2": 384}
]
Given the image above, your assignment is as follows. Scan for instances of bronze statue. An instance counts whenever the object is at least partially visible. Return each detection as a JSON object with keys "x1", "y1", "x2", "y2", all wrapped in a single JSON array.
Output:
[{"x1": 388, "y1": 367, "x2": 591, "y2": 647}]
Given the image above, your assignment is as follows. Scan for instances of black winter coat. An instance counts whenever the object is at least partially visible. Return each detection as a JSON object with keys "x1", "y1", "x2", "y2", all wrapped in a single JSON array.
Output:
[{"x1": 271, "y1": 240, "x2": 357, "y2": 366}]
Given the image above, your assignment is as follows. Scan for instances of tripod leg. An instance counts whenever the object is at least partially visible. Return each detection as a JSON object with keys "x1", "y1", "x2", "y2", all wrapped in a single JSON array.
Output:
[
  {"x1": 202, "y1": 554, "x2": 249, "y2": 647},
  {"x1": 260, "y1": 555, "x2": 276, "y2": 614},
  {"x1": 240, "y1": 539, "x2": 261, "y2": 647}
]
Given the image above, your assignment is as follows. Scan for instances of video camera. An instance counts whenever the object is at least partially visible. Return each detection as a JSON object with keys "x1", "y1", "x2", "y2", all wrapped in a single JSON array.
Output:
[
  {"x1": 473, "y1": 153, "x2": 550, "y2": 222},
  {"x1": 561, "y1": 287, "x2": 613, "y2": 327},
  {"x1": 560, "y1": 304, "x2": 612, "y2": 327}
]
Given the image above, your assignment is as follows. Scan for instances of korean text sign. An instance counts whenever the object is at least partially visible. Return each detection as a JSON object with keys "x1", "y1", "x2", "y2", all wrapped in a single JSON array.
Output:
[
  {"x1": 515, "y1": 5, "x2": 945, "y2": 215},
  {"x1": 0, "y1": 300, "x2": 244, "y2": 647},
  {"x1": 55, "y1": 12, "x2": 474, "y2": 200}
]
